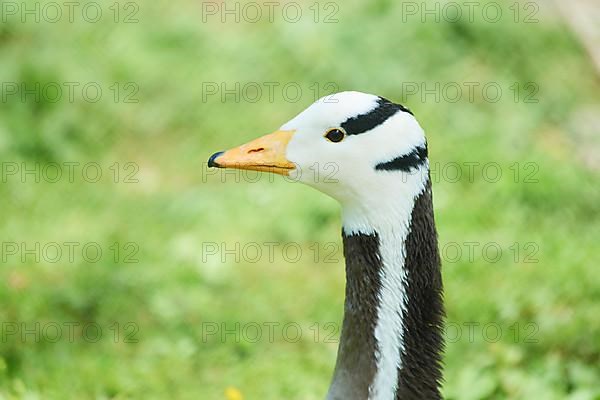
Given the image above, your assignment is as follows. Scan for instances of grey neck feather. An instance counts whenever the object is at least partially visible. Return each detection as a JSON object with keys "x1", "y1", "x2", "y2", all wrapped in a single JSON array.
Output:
[{"x1": 327, "y1": 178, "x2": 444, "y2": 400}]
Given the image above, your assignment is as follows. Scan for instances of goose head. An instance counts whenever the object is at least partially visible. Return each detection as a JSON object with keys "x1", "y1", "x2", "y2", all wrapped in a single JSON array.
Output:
[{"x1": 209, "y1": 91, "x2": 429, "y2": 233}]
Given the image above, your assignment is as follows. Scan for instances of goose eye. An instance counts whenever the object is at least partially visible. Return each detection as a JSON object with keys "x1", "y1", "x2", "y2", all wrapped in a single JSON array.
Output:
[{"x1": 324, "y1": 128, "x2": 346, "y2": 143}]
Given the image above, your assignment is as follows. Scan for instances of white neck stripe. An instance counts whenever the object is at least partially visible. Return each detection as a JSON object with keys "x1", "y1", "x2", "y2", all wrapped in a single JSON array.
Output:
[{"x1": 369, "y1": 221, "x2": 411, "y2": 399}]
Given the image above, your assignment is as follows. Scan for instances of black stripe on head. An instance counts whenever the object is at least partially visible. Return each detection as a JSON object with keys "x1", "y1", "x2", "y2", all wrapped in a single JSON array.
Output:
[
  {"x1": 341, "y1": 97, "x2": 413, "y2": 136},
  {"x1": 375, "y1": 143, "x2": 428, "y2": 172}
]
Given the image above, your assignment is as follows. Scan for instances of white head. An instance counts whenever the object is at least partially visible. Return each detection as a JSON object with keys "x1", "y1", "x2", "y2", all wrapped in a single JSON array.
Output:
[{"x1": 209, "y1": 91, "x2": 430, "y2": 232}]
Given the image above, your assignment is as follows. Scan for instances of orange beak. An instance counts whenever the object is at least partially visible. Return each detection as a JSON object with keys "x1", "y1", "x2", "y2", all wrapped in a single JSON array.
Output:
[{"x1": 208, "y1": 130, "x2": 296, "y2": 176}]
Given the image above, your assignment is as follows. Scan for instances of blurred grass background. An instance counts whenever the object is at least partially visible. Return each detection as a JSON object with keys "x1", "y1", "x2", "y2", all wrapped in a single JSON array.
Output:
[{"x1": 1, "y1": 0, "x2": 600, "y2": 399}]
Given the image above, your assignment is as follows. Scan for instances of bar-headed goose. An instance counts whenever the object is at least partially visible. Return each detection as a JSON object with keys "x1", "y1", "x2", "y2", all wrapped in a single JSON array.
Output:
[{"x1": 209, "y1": 91, "x2": 444, "y2": 400}]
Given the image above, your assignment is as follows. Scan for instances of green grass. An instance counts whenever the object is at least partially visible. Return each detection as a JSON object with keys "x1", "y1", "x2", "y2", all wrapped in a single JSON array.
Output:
[{"x1": 1, "y1": 0, "x2": 600, "y2": 399}]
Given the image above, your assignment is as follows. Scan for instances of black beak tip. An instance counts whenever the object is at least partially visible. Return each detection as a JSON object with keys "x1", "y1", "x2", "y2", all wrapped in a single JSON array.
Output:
[{"x1": 208, "y1": 151, "x2": 224, "y2": 168}]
